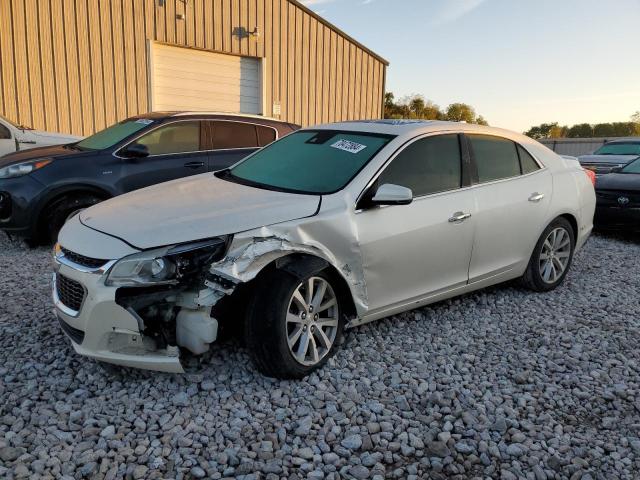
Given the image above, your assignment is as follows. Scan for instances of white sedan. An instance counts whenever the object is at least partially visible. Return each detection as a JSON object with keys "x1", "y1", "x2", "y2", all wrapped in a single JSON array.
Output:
[
  {"x1": 0, "y1": 114, "x2": 81, "y2": 157},
  {"x1": 53, "y1": 120, "x2": 596, "y2": 377}
]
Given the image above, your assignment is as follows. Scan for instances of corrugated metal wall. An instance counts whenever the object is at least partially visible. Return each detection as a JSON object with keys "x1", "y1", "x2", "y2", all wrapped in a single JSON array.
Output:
[
  {"x1": 0, "y1": 0, "x2": 387, "y2": 136},
  {"x1": 539, "y1": 138, "x2": 608, "y2": 156}
]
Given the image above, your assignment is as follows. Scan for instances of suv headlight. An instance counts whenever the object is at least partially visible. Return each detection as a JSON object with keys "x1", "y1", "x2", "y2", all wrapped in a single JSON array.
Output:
[
  {"x1": 105, "y1": 237, "x2": 229, "y2": 287},
  {"x1": 0, "y1": 159, "x2": 52, "y2": 179}
]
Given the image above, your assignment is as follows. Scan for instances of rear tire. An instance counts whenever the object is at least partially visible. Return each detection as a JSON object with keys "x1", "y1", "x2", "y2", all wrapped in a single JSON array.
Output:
[
  {"x1": 521, "y1": 217, "x2": 575, "y2": 292},
  {"x1": 245, "y1": 268, "x2": 344, "y2": 379},
  {"x1": 43, "y1": 194, "x2": 103, "y2": 244}
]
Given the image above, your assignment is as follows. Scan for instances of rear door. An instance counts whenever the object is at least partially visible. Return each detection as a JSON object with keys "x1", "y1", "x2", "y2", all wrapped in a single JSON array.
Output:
[
  {"x1": 206, "y1": 121, "x2": 278, "y2": 171},
  {"x1": 119, "y1": 120, "x2": 209, "y2": 192},
  {"x1": 466, "y1": 134, "x2": 552, "y2": 282}
]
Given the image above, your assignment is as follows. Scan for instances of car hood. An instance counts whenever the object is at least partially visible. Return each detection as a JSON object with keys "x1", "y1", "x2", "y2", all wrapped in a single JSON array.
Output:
[
  {"x1": 595, "y1": 172, "x2": 640, "y2": 191},
  {"x1": 80, "y1": 174, "x2": 321, "y2": 249},
  {"x1": 0, "y1": 144, "x2": 90, "y2": 166},
  {"x1": 578, "y1": 154, "x2": 639, "y2": 165}
]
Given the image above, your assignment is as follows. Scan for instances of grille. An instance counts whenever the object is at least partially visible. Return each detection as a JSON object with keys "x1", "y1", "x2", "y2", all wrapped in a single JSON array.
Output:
[
  {"x1": 56, "y1": 274, "x2": 86, "y2": 313},
  {"x1": 596, "y1": 190, "x2": 640, "y2": 206},
  {"x1": 61, "y1": 247, "x2": 108, "y2": 269},
  {"x1": 57, "y1": 316, "x2": 85, "y2": 344}
]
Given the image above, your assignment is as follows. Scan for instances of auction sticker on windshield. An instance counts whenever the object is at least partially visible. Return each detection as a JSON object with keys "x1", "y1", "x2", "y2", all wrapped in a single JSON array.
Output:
[{"x1": 331, "y1": 139, "x2": 367, "y2": 154}]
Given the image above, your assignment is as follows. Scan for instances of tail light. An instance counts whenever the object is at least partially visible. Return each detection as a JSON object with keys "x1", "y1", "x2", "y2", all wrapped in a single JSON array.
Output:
[{"x1": 584, "y1": 169, "x2": 596, "y2": 186}]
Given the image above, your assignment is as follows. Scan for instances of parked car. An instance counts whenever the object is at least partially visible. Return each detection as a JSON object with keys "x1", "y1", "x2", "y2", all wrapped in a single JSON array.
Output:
[
  {"x1": 0, "y1": 114, "x2": 81, "y2": 157},
  {"x1": 0, "y1": 112, "x2": 298, "y2": 243},
  {"x1": 594, "y1": 157, "x2": 640, "y2": 230},
  {"x1": 53, "y1": 120, "x2": 596, "y2": 377},
  {"x1": 578, "y1": 138, "x2": 640, "y2": 174}
]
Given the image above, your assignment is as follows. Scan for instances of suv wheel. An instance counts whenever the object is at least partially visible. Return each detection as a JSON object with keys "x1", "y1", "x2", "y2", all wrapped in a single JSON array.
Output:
[
  {"x1": 44, "y1": 194, "x2": 103, "y2": 244},
  {"x1": 522, "y1": 217, "x2": 575, "y2": 292},
  {"x1": 245, "y1": 268, "x2": 344, "y2": 379}
]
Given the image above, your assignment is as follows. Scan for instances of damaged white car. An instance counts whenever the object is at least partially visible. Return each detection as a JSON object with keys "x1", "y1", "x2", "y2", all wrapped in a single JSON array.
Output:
[{"x1": 53, "y1": 120, "x2": 596, "y2": 377}]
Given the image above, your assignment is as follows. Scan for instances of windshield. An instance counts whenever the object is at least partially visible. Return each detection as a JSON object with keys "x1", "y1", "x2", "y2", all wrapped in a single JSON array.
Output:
[
  {"x1": 0, "y1": 114, "x2": 30, "y2": 130},
  {"x1": 621, "y1": 158, "x2": 640, "y2": 174},
  {"x1": 593, "y1": 142, "x2": 640, "y2": 156},
  {"x1": 225, "y1": 130, "x2": 395, "y2": 194},
  {"x1": 75, "y1": 119, "x2": 155, "y2": 150}
]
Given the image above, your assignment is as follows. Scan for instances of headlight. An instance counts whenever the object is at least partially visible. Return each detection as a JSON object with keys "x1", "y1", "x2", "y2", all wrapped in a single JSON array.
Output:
[
  {"x1": 105, "y1": 237, "x2": 229, "y2": 287},
  {"x1": 0, "y1": 159, "x2": 52, "y2": 179}
]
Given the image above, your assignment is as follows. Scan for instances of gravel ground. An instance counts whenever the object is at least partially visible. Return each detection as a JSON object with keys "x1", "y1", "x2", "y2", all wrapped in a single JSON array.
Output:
[{"x1": 1, "y1": 232, "x2": 640, "y2": 480}]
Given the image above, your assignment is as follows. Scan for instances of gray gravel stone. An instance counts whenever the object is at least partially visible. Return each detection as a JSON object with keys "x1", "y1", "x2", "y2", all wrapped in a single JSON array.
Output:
[{"x1": 1, "y1": 232, "x2": 639, "y2": 479}]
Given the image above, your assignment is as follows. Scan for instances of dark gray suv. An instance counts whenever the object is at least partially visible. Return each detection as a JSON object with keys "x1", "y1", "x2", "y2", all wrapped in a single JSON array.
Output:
[{"x1": 0, "y1": 112, "x2": 298, "y2": 243}]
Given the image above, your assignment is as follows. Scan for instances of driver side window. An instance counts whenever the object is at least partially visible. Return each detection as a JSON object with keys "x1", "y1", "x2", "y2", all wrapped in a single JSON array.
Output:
[
  {"x1": 0, "y1": 122, "x2": 11, "y2": 140},
  {"x1": 135, "y1": 121, "x2": 202, "y2": 155},
  {"x1": 377, "y1": 134, "x2": 462, "y2": 197}
]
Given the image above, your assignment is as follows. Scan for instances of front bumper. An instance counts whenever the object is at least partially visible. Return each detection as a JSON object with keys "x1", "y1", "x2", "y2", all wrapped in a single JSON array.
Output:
[
  {"x1": 594, "y1": 205, "x2": 640, "y2": 230},
  {"x1": 0, "y1": 175, "x2": 45, "y2": 236},
  {"x1": 52, "y1": 252, "x2": 184, "y2": 373}
]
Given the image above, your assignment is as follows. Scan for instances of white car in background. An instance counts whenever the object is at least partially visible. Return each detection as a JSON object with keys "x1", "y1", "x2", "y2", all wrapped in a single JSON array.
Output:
[
  {"x1": 53, "y1": 120, "x2": 596, "y2": 378},
  {"x1": 0, "y1": 114, "x2": 81, "y2": 157}
]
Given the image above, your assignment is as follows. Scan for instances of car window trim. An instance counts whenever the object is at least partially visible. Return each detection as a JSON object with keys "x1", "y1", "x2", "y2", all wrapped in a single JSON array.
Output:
[
  {"x1": 464, "y1": 133, "x2": 545, "y2": 185},
  {"x1": 355, "y1": 130, "x2": 469, "y2": 209},
  {"x1": 113, "y1": 118, "x2": 279, "y2": 159}
]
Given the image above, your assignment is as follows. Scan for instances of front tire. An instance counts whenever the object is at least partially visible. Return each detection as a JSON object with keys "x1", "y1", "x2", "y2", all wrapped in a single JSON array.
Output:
[
  {"x1": 43, "y1": 194, "x2": 103, "y2": 244},
  {"x1": 521, "y1": 217, "x2": 575, "y2": 292},
  {"x1": 245, "y1": 268, "x2": 344, "y2": 379}
]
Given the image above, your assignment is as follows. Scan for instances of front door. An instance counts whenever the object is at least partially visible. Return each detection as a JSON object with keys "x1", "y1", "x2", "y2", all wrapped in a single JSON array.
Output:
[
  {"x1": 119, "y1": 120, "x2": 208, "y2": 192},
  {"x1": 466, "y1": 134, "x2": 553, "y2": 282},
  {"x1": 355, "y1": 134, "x2": 476, "y2": 313}
]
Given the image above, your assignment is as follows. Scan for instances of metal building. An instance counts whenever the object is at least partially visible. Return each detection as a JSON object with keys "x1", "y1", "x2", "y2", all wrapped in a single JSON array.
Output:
[{"x1": 0, "y1": 0, "x2": 388, "y2": 136}]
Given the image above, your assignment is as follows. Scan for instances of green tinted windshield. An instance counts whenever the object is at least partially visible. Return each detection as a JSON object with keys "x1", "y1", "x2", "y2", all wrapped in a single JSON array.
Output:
[
  {"x1": 227, "y1": 130, "x2": 395, "y2": 194},
  {"x1": 593, "y1": 142, "x2": 640, "y2": 156},
  {"x1": 622, "y1": 158, "x2": 640, "y2": 173},
  {"x1": 75, "y1": 119, "x2": 154, "y2": 150}
]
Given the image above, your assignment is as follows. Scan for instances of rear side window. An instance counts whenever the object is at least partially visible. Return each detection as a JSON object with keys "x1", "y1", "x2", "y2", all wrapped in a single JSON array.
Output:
[
  {"x1": 0, "y1": 123, "x2": 10, "y2": 139},
  {"x1": 377, "y1": 134, "x2": 462, "y2": 197},
  {"x1": 257, "y1": 125, "x2": 277, "y2": 146},
  {"x1": 136, "y1": 121, "x2": 202, "y2": 155},
  {"x1": 212, "y1": 121, "x2": 258, "y2": 149},
  {"x1": 469, "y1": 135, "x2": 520, "y2": 183},
  {"x1": 517, "y1": 145, "x2": 540, "y2": 174}
]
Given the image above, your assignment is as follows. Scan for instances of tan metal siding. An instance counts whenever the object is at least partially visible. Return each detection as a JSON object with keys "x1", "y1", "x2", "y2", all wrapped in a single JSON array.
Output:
[{"x1": 0, "y1": 0, "x2": 387, "y2": 135}]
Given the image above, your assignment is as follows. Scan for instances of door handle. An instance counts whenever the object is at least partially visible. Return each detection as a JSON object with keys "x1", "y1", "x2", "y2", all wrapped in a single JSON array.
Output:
[
  {"x1": 184, "y1": 161, "x2": 205, "y2": 169},
  {"x1": 448, "y1": 211, "x2": 472, "y2": 223},
  {"x1": 18, "y1": 140, "x2": 36, "y2": 144},
  {"x1": 529, "y1": 192, "x2": 545, "y2": 203}
]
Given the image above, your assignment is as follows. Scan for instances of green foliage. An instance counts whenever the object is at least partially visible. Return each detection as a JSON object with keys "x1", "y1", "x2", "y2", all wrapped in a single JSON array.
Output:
[
  {"x1": 525, "y1": 113, "x2": 640, "y2": 139},
  {"x1": 383, "y1": 93, "x2": 488, "y2": 125}
]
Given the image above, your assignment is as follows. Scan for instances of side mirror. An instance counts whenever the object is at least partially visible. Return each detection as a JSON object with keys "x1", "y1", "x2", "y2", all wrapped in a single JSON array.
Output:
[
  {"x1": 371, "y1": 183, "x2": 413, "y2": 206},
  {"x1": 120, "y1": 143, "x2": 149, "y2": 159},
  {"x1": 611, "y1": 166, "x2": 623, "y2": 173}
]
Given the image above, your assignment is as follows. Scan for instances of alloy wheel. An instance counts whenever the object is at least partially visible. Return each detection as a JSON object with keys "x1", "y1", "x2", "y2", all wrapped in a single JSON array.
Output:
[
  {"x1": 539, "y1": 227, "x2": 572, "y2": 284},
  {"x1": 286, "y1": 277, "x2": 339, "y2": 366}
]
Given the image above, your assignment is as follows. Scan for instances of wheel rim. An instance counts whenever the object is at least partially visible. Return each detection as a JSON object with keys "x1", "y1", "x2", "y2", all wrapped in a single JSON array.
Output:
[
  {"x1": 286, "y1": 277, "x2": 339, "y2": 366},
  {"x1": 539, "y1": 227, "x2": 571, "y2": 284}
]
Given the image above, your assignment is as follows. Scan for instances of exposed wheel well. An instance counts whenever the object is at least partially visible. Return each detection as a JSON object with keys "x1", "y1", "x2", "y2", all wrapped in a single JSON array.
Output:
[{"x1": 213, "y1": 253, "x2": 358, "y2": 331}]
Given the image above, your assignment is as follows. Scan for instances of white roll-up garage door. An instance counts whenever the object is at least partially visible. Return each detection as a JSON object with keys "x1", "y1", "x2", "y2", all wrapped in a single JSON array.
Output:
[{"x1": 150, "y1": 43, "x2": 262, "y2": 114}]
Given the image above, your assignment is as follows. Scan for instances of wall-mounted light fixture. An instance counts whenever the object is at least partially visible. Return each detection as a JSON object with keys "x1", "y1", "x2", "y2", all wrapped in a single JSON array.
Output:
[{"x1": 233, "y1": 27, "x2": 260, "y2": 39}]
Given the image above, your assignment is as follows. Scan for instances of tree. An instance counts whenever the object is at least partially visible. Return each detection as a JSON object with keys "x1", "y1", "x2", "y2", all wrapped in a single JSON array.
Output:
[
  {"x1": 476, "y1": 115, "x2": 488, "y2": 126},
  {"x1": 593, "y1": 123, "x2": 615, "y2": 137},
  {"x1": 566, "y1": 123, "x2": 593, "y2": 138},
  {"x1": 524, "y1": 123, "x2": 559, "y2": 139},
  {"x1": 445, "y1": 103, "x2": 476, "y2": 123},
  {"x1": 409, "y1": 96, "x2": 426, "y2": 117},
  {"x1": 632, "y1": 111, "x2": 640, "y2": 124}
]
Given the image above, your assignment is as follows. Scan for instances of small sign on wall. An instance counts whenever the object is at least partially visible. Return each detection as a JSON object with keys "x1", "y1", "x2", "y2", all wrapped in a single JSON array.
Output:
[{"x1": 273, "y1": 102, "x2": 281, "y2": 117}]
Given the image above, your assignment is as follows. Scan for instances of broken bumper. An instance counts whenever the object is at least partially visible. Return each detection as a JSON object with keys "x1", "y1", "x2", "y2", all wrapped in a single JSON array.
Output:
[{"x1": 52, "y1": 258, "x2": 184, "y2": 373}]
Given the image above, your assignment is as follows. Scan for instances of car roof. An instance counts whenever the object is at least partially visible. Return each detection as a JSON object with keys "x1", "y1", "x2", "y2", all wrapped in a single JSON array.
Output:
[
  {"x1": 307, "y1": 119, "x2": 532, "y2": 144},
  {"x1": 130, "y1": 111, "x2": 297, "y2": 126},
  {"x1": 605, "y1": 137, "x2": 640, "y2": 144}
]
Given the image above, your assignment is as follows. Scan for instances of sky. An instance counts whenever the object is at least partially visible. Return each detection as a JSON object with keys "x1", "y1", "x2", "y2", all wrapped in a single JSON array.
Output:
[{"x1": 300, "y1": 0, "x2": 640, "y2": 132}]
